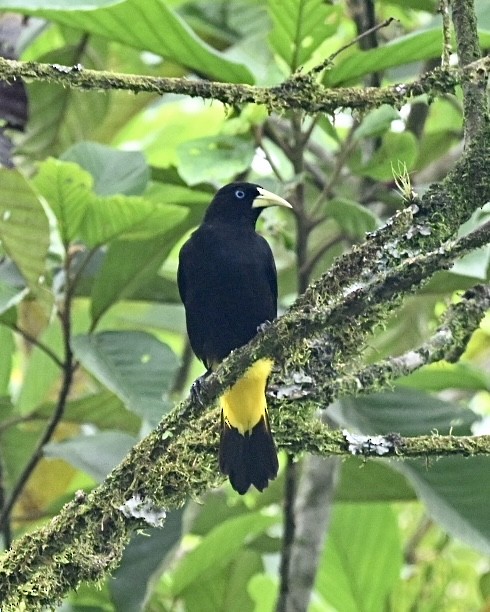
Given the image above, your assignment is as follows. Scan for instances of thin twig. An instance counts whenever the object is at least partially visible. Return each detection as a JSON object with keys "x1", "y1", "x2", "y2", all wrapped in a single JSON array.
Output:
[
  {"x1": 253, "y1": 125, "x2": 285, "y2": 182},
  {"x1": 310, "y1": 17, "x2": 396, "y2": 75},
  {"x1": 0, "y1": 255, "x2": 75, "y2": 535},
  {"x1": 4, "y1": 323, "x2": 64, "y2": 369}
]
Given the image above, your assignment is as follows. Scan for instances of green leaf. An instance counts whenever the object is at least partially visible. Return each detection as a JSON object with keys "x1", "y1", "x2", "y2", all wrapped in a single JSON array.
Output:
[
  {"x1": 335, "y1": 458, "x2": 415, "y2": 502},
  {"x1": 0, "y1": 326, "x2": 14, "y2": 395},
  {"x1": 326, "y1": 29, "x2": 444, "y2": 86},
  {"x1": 78, "y1": 194, "x2": 187, "y2": 247},
  {"x1": 0, "y1": 280, "x2": 28, "y2": 315},
  {"x1": 115, "y1": 101, "x2": 226, "y2": 169},
  {"x1": 72, "y1": 331, "x2": 179, "y2": 424},
  {"x1": 167, "y1": 512, "x2": 279, "y2": 597},
  {"x1": 61, "y1": 141, "x2": 149, "y2": 196},
  {"x1": 33, "y1": 156, "x2": 187, "y2": 249},
  {"x1": 355, "y1": 105, "x2": 400, "y2": 140},
  {"x1": 316, "y1": 503, "x2": 402, "y2": 612},
  {"x1": 181, "y1": 549, "x2": 263, "y2": 612},
  {"x1": 19, "y1": 45, "x2": 109, "y2": 159},
  {"x1": 8, "y1": 0, "x2": 253, "y2": 83},
  {"x1": 0, "y1": 422, "x2": 44, "y2": 488},
  {"x1": 335, "y1": 390, "x2": 490, "y2": 556},
  {"x1": 415, "y1": 131, "x2": 461, "y2": 171},
  {"x1": 34, "y1": 391, "x2": 141, "y2": 433},
  {"x1": 268, "y1": 0, "x2": 338, "y2": 72},
  {"x1": 0, "y1": 169, "x2": 52, "y2": 315},
  {"x1": 399, "y1": 361, "x2": 490, "y2": 392},
  {"x1": 326, "y1": 198, "x2": 380, "y2": 238},
  {"x1": 43, "y1": 430, "x2": 137, "y2": 481},
  {"x1": 335, "y1": 388, "x2": 478, "y2": 437},
  {"x1": 248, "y1": 574, "x2": 279, "y2": 612},
  {"x1": 177, "y1": 135, "x2": 256, "y2": 186},
  {"x1": 355, "y1": 131, "x2": 418, "y2": 181},
  {"x1": 399, "y1": 458, "x2": 490, "y2": 556},
  {"x1": 0, "y1": 0, "x2": 121, "y2": 7},
  {"x1": 381, "y1": 0, "x2": 437, "y2": 10},
  {"x1": 32, "y1": 158, "x2": 92, "y2": 245},
  {"x1": 89, "y1": 213, "x2": 189, "y2": 324},
  {"x1": 111, "y1": 509, "x2": 184, "y2": 612}
]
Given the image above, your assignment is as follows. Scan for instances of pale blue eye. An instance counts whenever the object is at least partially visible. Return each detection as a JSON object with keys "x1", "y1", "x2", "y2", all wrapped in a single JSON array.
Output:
[{"x1": 235, "y1": 189, "x2": 245, "y2": 199}]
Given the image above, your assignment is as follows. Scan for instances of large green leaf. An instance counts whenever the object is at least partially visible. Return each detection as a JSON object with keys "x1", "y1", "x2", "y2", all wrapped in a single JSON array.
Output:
[
  {"x1": 399, "y1": 361, "x2": 490, "y2": 392},
  {"x1": 61, "y1": 141, "x2": 149, "y2": 196},
  {"x1": 335, "y1": 457, "x2": 415, "y2": 502},
  {"x1": 399, "y1": 457, "x2": 490, "y2": 556},
  {"x1": 19, "y1": 45, "x2": 109, "y2": 159},
  {"x1": 177, "y1": 135, "x2": 256, "y2": 186},
  {"x1": 166, "y1": 512, "x2": 279, "y2": 597},
  {"x1": 334, "y1": 388, "x2": 478, "y2": 437},
  {"x1": 33, "y1": 156, "x2": 188, "y2": 249},
  {"x1": 114, "y1": 100, "x2": 226, "y2": 169},
  {"x1": 89, "y1": 212, "x2": 189, "y2": 325},
  {"x1": 181, "y1": 549, "x2": 263, "y2": 612},
  {"x1": 43, "y1": 430, "x2": 137, "y2": 481},
  {"x1": 0, "y1": 280, "x2": 28, "y2": 315},
  {"x1": 111, "y1": 509, "x2": 184, "y2": 612},
  {"x1": 72, "y1": 331, "x2": 179, "y2": 423},
  {"x1": 268, "y1": 0, "x2": 339, "y2": 72},
  {"x1": 326, "y1": 29, "x2": 445, "y2": 85},
  {"x1": 0, "y1": 169, "x2": 52, "y2": 314},
  {"x1": 325, "y1": 198, "x2": 380, "y2": 239},
  {"x1": 355, "y1": 105, "x2": 401, "y2": 140},
  {"x1": 334, "y1": 390, "x2": 490, "y2": 555},
  {"x1": 354, "y1": 131, "x2": 418, "y2": 181},
  {"x1": 0, "y1": 0, "x2": 121, "y2": 7},
  {"x1": 32, "y1": 158, "x2": 92, "y2": 245},
  {"x1": 248, "y1": 575, "x2": 279, "y2": 612},
  {"x1": 4, "y1": 0, "x2": 253, "y2": 83},
  {"x1": 316, "y1": 504, "x2": 402, "y2": 612},
  {"x1": 78, "y1": 193, "x2": 187, "y2": 247},
  {"x1": 34, "y1": 391, "x2": 141, "y2": 433}
]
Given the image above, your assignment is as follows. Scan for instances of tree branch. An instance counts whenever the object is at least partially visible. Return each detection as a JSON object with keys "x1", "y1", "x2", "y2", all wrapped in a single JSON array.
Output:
[
  {"x1": 0, "y1": 55, "x2": 489, "y2": 115},
  {"x1": 0, "y1": 4, "x2": 488, "y2": 604},
  {"x1": 0, "y1": 247, "x2": 488, "y2": 609},
  {"x1": 452, "y1": 0, "x2": 487, "y2": 142}
]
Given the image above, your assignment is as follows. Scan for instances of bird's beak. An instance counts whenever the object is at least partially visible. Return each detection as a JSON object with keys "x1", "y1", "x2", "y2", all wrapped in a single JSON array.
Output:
[{"x1": 252, "y1": 187, "x2": 293, "y2": 210}]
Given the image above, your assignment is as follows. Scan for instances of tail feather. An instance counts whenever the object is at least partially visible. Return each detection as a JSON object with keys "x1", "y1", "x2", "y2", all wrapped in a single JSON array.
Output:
[{"x1": 219, "y1": 412, "x2": 278, "y2": 495}]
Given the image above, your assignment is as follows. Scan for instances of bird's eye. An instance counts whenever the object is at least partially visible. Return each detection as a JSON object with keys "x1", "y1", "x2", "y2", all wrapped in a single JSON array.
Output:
[{"x1": 235, "y1": 189, "x2": 245, "y2": 199}]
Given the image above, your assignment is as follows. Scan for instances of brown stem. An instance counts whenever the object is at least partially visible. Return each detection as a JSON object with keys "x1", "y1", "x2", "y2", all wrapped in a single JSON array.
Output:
[{"x1": 0, "y1": 252, "x2": 75, "y2": 538}]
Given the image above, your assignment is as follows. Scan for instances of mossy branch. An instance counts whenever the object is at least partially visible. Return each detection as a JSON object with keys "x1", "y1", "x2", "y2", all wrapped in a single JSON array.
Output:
[
  {"x1": 0, "y1": 54, "x2": 489, "y2": 114},
  {"x1": 0, "y1": 0, "x2": 489, "y2": 607},
  {"x1": 1, "y1": 91, "x2": 489, "y2": 612},
  {"x1": 0, "y1": 196, "x2": 489, "y2": 610}
]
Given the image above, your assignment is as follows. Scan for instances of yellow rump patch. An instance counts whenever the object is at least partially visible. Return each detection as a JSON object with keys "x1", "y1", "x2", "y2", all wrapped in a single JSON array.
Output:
[{"x1": 219, "y1": 358, "x2": 274, "y2": 435}]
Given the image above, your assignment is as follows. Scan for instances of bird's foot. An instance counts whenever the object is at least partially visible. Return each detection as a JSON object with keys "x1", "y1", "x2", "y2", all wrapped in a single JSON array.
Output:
[{"x1": 191, "y1": 370, "x2": 212, "y2": 407}]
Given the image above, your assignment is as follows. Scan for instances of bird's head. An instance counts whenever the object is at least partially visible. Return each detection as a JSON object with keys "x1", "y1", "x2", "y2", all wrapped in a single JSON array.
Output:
[{"x1": 204, "y1": 182, "x2": 292, "y2": 225}]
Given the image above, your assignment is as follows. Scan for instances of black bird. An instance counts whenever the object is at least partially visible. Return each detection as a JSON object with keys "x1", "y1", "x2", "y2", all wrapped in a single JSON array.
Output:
[{"x1": 177, "y1": 182, "x2": 292, "y2": 494}]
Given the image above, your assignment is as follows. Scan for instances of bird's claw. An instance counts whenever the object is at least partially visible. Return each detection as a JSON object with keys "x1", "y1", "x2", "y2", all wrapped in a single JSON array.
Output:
[
  {"x1": 257, "y1": 319, "x2": 272, "y2": 334},
  {"x1": 191, "y1": 370, "x2": 211, "y2": 407}
]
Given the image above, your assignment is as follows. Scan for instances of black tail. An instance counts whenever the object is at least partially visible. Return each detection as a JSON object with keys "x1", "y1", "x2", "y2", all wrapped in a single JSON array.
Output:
[{"x1": 219, "y1": 412, "x2": 279, "y2": 495}]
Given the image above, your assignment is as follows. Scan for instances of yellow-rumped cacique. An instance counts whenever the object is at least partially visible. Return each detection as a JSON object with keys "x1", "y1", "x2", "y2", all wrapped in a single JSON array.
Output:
[{"x1": 177, "y1": 182, "x2": 292, "y2": 494}]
